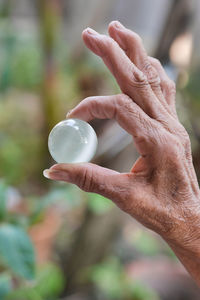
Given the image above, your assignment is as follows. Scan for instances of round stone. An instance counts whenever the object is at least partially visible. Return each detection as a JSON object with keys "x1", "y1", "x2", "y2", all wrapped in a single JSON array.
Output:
[{"x1": 48, "y1": 119, "x2": 98, "y2": 163}]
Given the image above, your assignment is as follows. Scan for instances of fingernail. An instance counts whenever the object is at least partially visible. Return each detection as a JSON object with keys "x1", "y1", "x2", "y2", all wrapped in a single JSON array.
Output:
[
  {"x1": 66, "y1": 109, "x2": 73, "y2": 119},
  {"x1": 43, "y1": 169, "x2": 50, "y2": 179},
  {"x1": 113, "y1": 21, "x2": 125, "y2": 29},
  {"x1": 85, "y1": 27, "x2": 98, "y2": 35},
  {"x1": 83, "y1": 28, "x2": 102, "y2": 55},
  {"x1": 48, "y1": 168, "x2": 71, "y2": 182}
]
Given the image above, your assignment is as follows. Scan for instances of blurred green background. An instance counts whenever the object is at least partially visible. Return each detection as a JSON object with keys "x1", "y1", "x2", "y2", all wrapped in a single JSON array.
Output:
[{"x1": 0, "y1": 0, "x2": 200, "y2": 299}]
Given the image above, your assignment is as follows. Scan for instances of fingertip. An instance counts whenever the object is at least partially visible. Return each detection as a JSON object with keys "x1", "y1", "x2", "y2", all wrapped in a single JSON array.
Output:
[
  {"x1": 82, "y1": 29, "x2": 102, "y2": 56},
  {"x1": 66, "y1": 109, "x2": 74, "y2": 119},
  {"x1": 108, "y1": 21, "x2": 128, "y2": 50},
  {"x1": 43, "y1": 169, "x2": 50, "y2": 179},
  {"x1": 108, "y1": 20, "x2": 125, "y2": 31},
  {"x1": 82, "y1": 28, "x2": 91, "y2": 43},
  {"x1": 65, "y1": 109, "x2": 89, "y2": 122},
  {"x1": 82, "y1": 27, "x2": 98, "y2": 41}
]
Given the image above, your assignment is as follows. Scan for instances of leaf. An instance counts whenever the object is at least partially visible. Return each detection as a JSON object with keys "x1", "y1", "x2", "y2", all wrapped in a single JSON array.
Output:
[
  {"x1": 0, "y1": 224, "x2": 35, "y2": 279},
  {"x1": 0, "y1": 274, "x2": 12, "y2": 299}
]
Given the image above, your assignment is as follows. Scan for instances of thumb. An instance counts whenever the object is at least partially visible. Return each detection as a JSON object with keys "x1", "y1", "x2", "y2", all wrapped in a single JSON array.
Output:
[{"x1": 43, "y1": 163, "x2": 131, "y2": 202}]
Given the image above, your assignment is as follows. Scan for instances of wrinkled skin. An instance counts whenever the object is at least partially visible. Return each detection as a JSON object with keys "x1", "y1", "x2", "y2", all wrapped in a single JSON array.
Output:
[{"x1": 44, "y1": 21, "x2": 200, "y2": 285}]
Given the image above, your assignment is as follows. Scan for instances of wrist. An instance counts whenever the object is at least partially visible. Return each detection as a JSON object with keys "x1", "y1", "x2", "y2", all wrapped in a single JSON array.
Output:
[
  {"x1": 167, "y1": 239, "x2": 200, "y2": 286},
  {"x1": 163, "y1": 203, "x2": 200, "y2": 285},
  {"x1": 165, "y1": 195, "x2": 200, "y2": 251},
  {"x1": 167, "y1": 217, "x2": 200, "y2": 256}
]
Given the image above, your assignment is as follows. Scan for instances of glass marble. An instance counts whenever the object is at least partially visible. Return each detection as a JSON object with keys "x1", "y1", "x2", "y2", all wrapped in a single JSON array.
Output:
[{"x1": 48, "y1": 119, "x2": 98, "y2": 163}]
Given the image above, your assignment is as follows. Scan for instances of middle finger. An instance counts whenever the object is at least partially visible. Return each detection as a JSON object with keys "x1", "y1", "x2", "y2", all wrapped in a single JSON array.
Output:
[
  {"x1": 82, "y1": 28, "x2": 167, "y2": 120},
  {"x1": 108, "y1": 21, "x2": 172, "y2": 115}
]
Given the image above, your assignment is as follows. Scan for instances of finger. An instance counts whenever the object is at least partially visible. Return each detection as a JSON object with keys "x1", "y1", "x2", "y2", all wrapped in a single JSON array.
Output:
[
  {"x1": 67, "y1": 94, "x2": 158, "y2": 157},
  {"x1": 82, "y1": 28, "x2": 167, "y2": 120},
  {"x1": 108, "y1": 21, "x2": 171, "y2": 115},
  {"x1": 43, "y1": 163, "x2": 135, "y2": 212},
  {"x1": 108, "y1": 21, "x2": 159, "y2": 86},
  {"x1": 67, "y1": 94, "x2": 152, "y2": 135},
  {"x1": 148, "y1": 57, "x2": 177, "y2": 115}
]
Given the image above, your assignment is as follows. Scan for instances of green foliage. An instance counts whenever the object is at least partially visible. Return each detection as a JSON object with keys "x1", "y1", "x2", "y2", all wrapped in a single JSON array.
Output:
[
  {"x1": 132, "y1": 229, "x2": 177, "y2": 260},
  {"x1": 6, "y1": 263, "x2": 64, "y2": 300},
  {"x1": 0, "y1": 182, "x2": 65, "y2": 299},
  {"x1": 0, "y1": 274, "x2": 12, "y2": 300},
  {"x1": 132, "y1": 231, "x2": 160, "y2": 256},
  {"x1": 90, "y1": 257, "x2": 126, "y2": 299},
  {"x1": 0, "y1": 224, "x2": 35, "y2": 279},
  {"x1": 29, "y1": 184, "x2": 82, "y2": 225},
  {"x1": 0, "y1": 94, "x2": 43, "y2": 185},
  {"x1": 0, "y1": 181, "x2": 29, "y2": 228},
  {"x1": 0, "y1": 20, "x2": 42, "y2": 92},
  {"x1": 87, "y1": 193, "x2": 114, "y2": 215},
  {"x1": 0, "y1": 136, "x2": 24, "y2": 184},
  {"x1": 186, "y1": 70, "x2": 200, "y2": 102},
  {"x1": 163, "y1": 245, "x2": 177, "y2": 260},
  {"x1": 33, "y1": 263, "x2": 64, "y2": 299},
  {"x1": 89, "y1": 257, "x2": 160, "y2": 300},
  {"x1": 0, "y1": 180, "x2": 8, "y2": 221},
  {"x1": 130, "y1": 280, "x2": 160, "y2": 300},
  {"x1": 11, "y1": 40, "x2": 42, "y2": 90},
  {"x1": 6, "y1": 287, "x2": 43, "y2": 300}
]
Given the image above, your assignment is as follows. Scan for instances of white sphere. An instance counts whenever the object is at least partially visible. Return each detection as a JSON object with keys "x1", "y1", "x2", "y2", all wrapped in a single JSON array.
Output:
[{"x1": 48, "y1": 119, "x2": 98, "y2": 163}]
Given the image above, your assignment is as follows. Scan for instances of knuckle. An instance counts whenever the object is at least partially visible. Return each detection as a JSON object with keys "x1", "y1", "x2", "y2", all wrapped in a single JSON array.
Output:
[
  {"x1": 129, "y1": 68, "x2": 149, "y2": 87},
  {"x1": 82, "y1": 96, "x2": 96, "y2": 107},
  {"x1": 183, "y1": 134, "x2": 191, "y2": 149},
  {"x1": 175, "y1": 125, "x2": 191, "y2": 152},
  {"x1": 96, "y1": 36, "x2": 113, "y2": 58},
  {"x1": 157, "y1": 125, "x2": 192, "y2": 162},
  {"x1": 116, "y1": 94, "x2": 139, "y2": 118},
  {"x1": 105, "y1": 36, "x2": 114, "y2": 47},
  {"x1": 169, "y1": 80, "x2": 176, "y2": 91},
  {"x1": 160, "y1": 132, "x2": 184, "y2": 159},
  {"x1": 102, "y1": 36, "x2": 117, "y2": 54},
  {"x1": 85, "y1": 96, "x2": 95, "y2": 102},
  {"x1": 135, "y1": 122, "x2": 157, "y2": 145},
  {"x1": 142, "y1": 61, "x2": 160, "y2": 85},
  {"x1": 115, "y1": 94, "x2": 152, "y2": 139},
  {"x1": 83, "y1": 96, "x2": 95, "y2": 106},
  {"x1": 115, "y1": 94, "x2": 134, "y2": 118},
  {"x1": 162, "y1": 79, "x2": 176, "y2": 95},
  {"x1": 135, "y1": 134, "x2": 148, "y2": 146},
  {"x1": 77, "y1": 168, "x2": 95, "y2": 192},
  {"x1": 116, "y1": 93, "x2": 132, "y2": 107},
  {"x1": 149, "y1": 57, "x2": 162, "y2": 68},
  {"x1": 82, "y1": 96, "x2": 98, "y2": 118}
]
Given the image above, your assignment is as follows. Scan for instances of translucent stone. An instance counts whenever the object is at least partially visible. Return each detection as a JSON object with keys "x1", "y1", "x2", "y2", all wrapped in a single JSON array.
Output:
[{"x1": 48, "y1": 119, "x2": 98, "y2": 163}]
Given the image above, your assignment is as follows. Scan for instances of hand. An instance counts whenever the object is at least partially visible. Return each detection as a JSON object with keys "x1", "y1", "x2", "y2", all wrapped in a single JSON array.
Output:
[{"x1": 44, "y1": 21, "x2": 200, "y2": 284}]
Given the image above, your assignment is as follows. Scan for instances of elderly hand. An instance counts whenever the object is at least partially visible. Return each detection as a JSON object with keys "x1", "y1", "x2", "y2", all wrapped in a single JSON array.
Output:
[{"x1": 44, "y1": 21, "x2": 200, "y2": 284}]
